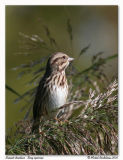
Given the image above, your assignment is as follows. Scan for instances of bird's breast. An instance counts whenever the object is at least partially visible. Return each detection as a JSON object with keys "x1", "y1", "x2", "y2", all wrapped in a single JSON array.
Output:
[
  {"x1": 45, "y1": 72, "x2": 68, "y2": 118},
  {"x1": 46, "y1": 84, "x2": 68, "y2": 113},
  {"x1": 53, "y1": 85, "x2": 68, "y2": 106}
]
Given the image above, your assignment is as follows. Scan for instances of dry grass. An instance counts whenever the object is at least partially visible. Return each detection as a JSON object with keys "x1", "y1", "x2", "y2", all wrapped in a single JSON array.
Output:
[{"x1": 6, "y1": 80, "x2": 118, "y2": 155}]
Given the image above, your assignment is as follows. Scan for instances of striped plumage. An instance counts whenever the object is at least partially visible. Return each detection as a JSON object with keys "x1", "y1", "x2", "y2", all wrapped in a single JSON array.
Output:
[{"x1": 32, "y1": 52, "x2": 74, "y2": 131}]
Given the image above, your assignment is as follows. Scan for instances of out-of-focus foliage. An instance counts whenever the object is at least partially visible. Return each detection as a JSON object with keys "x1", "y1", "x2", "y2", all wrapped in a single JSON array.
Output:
[{"x1": 6, "y1": 26, "x2": 118, "y2": 119}]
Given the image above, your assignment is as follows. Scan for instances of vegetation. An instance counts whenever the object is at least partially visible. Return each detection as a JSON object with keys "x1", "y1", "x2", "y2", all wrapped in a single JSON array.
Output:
[{"x1": 6, "y1": 17, "x2": 118, "y2": 155}]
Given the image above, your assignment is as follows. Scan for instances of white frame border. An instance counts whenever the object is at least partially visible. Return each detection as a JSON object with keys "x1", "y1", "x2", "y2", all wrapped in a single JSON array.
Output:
[{"x1": 0, "y1": 0, "x2": 122, "y2": 160}]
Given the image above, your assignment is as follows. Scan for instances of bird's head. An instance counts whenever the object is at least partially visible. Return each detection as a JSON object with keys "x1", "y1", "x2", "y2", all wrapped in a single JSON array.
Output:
[{"x1": 46, "y1": 52, "x2": 74, "y2": 74}]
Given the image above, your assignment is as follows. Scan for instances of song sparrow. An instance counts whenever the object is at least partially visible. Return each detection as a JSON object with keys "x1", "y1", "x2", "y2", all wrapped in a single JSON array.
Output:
[{"x1": 32, "y1": 52, "x2": 74, "y2": 131}]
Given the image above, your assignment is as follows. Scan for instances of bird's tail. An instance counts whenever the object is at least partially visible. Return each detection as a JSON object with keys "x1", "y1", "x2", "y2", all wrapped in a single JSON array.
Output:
[{"x1": 32, "y1": 120, "x2": 40, "y2": 133}]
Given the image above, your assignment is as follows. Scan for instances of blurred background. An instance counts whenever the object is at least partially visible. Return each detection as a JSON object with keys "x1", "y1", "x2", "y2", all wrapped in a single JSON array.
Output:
[{"x1": 6, "y1": 6, "x2": 118, "y2": 133}]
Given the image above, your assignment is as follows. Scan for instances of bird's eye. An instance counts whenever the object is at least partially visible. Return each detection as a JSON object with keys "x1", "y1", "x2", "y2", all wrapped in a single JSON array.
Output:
[{"x1": 63, "y1": 56, "x2": 66, "y2": 59}]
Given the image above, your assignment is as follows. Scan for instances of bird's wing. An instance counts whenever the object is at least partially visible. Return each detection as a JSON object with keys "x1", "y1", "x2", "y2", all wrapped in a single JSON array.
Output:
[{"x1": 33, "y1": 77, "x2": 47, "y2": 120}]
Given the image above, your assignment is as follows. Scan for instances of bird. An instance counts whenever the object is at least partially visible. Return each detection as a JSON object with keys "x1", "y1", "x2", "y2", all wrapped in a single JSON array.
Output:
[{"x1": 32, "y1": 52, "x2": 74, "y2": 131}]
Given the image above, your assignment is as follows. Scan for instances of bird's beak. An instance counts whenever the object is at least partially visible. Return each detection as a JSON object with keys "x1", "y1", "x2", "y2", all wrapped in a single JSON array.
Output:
[{"x1": 68, "y1": 57, "x2": 74, "y2": 62}]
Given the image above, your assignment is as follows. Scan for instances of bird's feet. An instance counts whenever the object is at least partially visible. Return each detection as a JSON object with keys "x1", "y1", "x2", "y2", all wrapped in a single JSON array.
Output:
[{"x1": 54, "y1": 117, "x2": 69, "y2": 125}]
